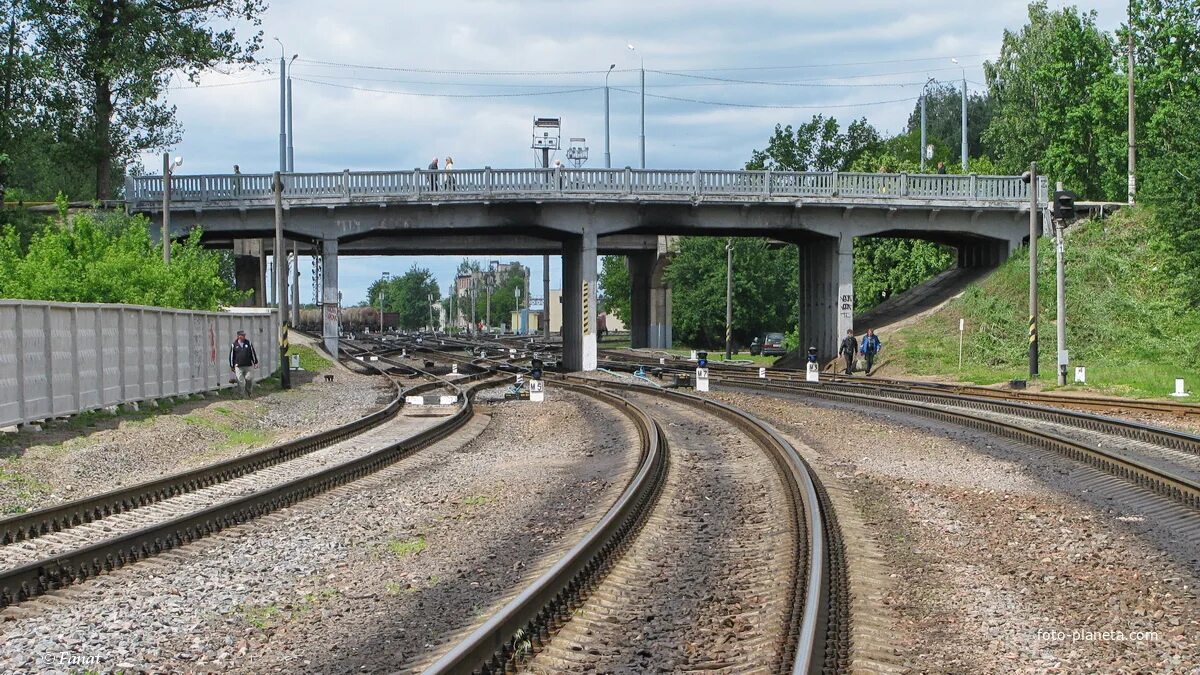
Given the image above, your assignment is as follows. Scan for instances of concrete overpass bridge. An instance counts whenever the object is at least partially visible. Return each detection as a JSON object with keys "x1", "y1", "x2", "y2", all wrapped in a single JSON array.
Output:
[{"x1": 127, "y1": 167, "x2": 1049, "y2": 370}]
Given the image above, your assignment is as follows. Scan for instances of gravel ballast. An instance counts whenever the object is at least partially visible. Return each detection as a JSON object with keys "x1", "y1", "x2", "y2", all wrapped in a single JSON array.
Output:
[
  {"x1": 709, "y1": 388, "x2": 1199, "y2": 673},
  {"x1": 0, "y1": 369, "x2": 388, "y2": 514},
  {"x1": 0, "y1": 388, "x2": 640, "y2": 673}
]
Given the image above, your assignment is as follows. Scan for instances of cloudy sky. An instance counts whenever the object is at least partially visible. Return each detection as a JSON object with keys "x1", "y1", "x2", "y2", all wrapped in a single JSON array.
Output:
[{"x1": 148, "y1": 0, "x2": 1128, "y2": 307}]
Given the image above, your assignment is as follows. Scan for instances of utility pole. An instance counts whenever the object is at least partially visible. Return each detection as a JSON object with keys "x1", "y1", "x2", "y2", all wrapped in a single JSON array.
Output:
[
  {"x1": 919, "y1": 78, "x2": 934, "y2": 171},
  {"x1": 277, "y1": 52, "x2": 286, "y2": 172},
  {"x1": 960, "y1": 75, "x2": 968, "y2": 171},
  {"x1": 1055, "y1": 181, "x2": 1067, "y2": 386},
  {"x1": 724, "y1": 238, "x2": 733, "y2": 361},
  {"x1": 379, "y1": 271, "x2": 389, "y2": 333},
  {"x1": 273, "y1": 172, "x2": 290, "y2": 389},
  {"x1": 1028, "y1": 162, "x2": 1039, "y2": 378},
  {"x1": 161, "y1": 152, "x2": 171, "y2": 263},
  {"x1": 1127, "y1": 4, "x2": 1137, "y2": 205},
  {"x1": 286, "y1": 74, "x2": 295, "y2": 172}
]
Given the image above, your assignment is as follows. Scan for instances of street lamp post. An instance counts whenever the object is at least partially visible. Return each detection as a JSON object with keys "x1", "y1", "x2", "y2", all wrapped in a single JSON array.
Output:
[
  {"x1": 919, "y1": 78, "x2": 935, "y2": 171},
  {"x1": 952, "y1": 58, "x2": 967, "y2": 172},
  {"x1": 604, "y1": 63, "x2": 615, "y2": 168},
  {"x1": 627, "y1": 44, "x2": 645, "y2": 168},
  {"x1": 380, "y1": 271, "x2": 389, "y2": 333},
  {"x1": 514, "y1": 286, "x2": 522, "y2": 334},
  {"x1": 286, "y1": 54, "x2": 298, "y2": 172},
  {"x1": 428, "y1": 293, "x2": 434, "y2": 332},
  {"x1": 161, "y1": 153, "x2": 182, "y2": 263}
]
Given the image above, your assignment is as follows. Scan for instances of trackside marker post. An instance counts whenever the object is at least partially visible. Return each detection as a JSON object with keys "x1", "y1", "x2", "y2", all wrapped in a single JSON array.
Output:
[
  {"x1": 695, "y1": 351, "x2": 710, "y2": 393},
  {"x1": 530, "y1": 359, "x2": 545, "y2": 402}
]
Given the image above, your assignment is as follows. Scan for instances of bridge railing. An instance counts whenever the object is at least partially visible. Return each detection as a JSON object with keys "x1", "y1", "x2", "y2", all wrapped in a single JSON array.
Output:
[{"x1": 126, "y1": 169, "x2": 1048, "y2": 208}]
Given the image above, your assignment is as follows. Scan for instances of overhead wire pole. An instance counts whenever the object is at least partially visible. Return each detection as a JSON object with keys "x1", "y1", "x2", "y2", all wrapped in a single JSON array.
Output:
[
  {"x1": 273, "y1": 171, "x2": 290, "y2": 389},
  {"x1": 628, "y1": 44, "x2": 644, "y2": 168},
  {"x1": 604, "y1": 64, "x2": 614, "y2": 168},
  {"x1": 1127, "y1": 2, "x2": 1137, "y2": 205},
  {"x1": 725, "y1": 238, "x2": 733, "y2": 361},
  {"x1": 1028, "y1": 162, "x2": 1039, "y2": 378},
  {"x1": 953, "y1": 58, "x2": 967, "y2": 171},
  {"x1": 1055, "y1": 181, "x2": 1067, "y2": 386},
  {"x1": 919, "y1": 78, "x2": 934, "y2": 171}
]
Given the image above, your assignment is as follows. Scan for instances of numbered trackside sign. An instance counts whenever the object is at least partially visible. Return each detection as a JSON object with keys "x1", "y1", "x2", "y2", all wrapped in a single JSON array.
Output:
[
  {"x1": 529, "y1": 378, "x2": 544, "y2": 402},
  {"x1": 695, "y1": 367, "x2": 710, "y2": 393}
]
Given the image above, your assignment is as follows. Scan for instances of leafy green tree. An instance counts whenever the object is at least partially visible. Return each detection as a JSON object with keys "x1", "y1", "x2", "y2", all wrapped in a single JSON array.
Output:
[
  {"x1": 0, "y1": 211, "x2": 243, "y2": 309},
  {"x1": 854, "y1": 238, "x2": 955, "y2": 310},
  {"x1": 23, "y1": 0, "x2": 266, "y2": 199},
  {"x1": 746, "y1": 115, "x2": 883, "y2": 172},
  {"x1": 903, "y1": 83, "x2": 996, "y2": 167},
  {"x1": 598, "y1": 255, "x2": 631, "y2": 325},
  {"x1": 982, "y1": 1, "x2": 1126, "y2": 199},
  {"x1": 367, "y1": 265, "x2": 441, "y2": 329},
  {"x1": 665, "y1": 237, "x2": 797, "y2": 347}
]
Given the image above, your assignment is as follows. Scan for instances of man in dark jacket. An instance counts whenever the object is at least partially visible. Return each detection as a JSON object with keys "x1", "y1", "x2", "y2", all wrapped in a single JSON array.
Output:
[
  {"x1": 859, "y1": 328, "x2": 882, "y2": 376},
  {"x1": 839, "y1": 328, "x2": 858, "y2": 375},
  {"x1": 229, "y1": 330, "x2": 259, "y2": 398}
]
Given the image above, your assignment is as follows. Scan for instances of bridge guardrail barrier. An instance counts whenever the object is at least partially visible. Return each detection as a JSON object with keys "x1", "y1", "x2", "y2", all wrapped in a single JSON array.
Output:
[
  {"x1": 126, "y1": 169, "x2": 1049, "y2": 209},
  {"x1": 0, "y1": 301, "x2": 279, "y2": 429}
]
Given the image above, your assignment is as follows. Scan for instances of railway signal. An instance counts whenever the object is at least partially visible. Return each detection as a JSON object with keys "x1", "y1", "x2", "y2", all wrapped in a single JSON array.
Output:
[{"x1": 695, "y1": 351, "x2": 710, "y2": 392}]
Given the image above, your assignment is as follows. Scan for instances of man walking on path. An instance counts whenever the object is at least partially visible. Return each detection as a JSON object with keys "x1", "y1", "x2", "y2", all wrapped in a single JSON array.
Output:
[
  {"x1": 839, "y1": 328, "x2": 858, "y2": 375},
  {"x1": 229, "y1": 330, "x2": 259, "y2": 398},
  {"x1": 860, "y1": 328, "x2": 882, "y2": 376}
]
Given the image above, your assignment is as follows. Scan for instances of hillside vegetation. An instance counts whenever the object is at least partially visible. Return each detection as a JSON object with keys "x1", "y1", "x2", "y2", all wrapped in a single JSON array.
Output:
[{"x1": 893, "y1": 208, "x2": 1200, "y2": 399}]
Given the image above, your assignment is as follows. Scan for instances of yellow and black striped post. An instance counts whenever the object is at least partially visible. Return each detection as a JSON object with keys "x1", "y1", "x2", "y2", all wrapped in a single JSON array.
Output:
[
  {"x1": 280, "y1": 322, "x2": 291, "y2": 389},
  {"x1": 1028, "y1": 315, "x2": 1038, "y2": 378}
]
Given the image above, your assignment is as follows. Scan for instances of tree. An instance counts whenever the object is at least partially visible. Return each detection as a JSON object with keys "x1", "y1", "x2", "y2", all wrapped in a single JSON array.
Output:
[
  {"x1": 23, "y1": 0, "x2": 266, "y2": 199},
  {"x1": 598, "y1": 255, "x2": 631, "y2": 325},
  {"x1": 665, "y1": 237, "x2": 797, "y2": 347},
  {"x1": 746, "y1": 115, "x2": 883, "y2": 172},
  {"x1": 903, "y1": 84, "x2": 996, "y2": 167},
  {"x1": 0, "y1": 211, "x2": 244, "y2": 309},
  {"x1": 367, "y1": 265, "x2": 441, "y2": 329},
  {"x1": 982, "y1": 1, "x2": 1126, "y2": 199}
]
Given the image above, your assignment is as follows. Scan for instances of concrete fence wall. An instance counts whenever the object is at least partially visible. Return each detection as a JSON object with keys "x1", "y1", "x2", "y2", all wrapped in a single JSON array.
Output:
[{"x1": 0, "y1": 300, "x2": 279, "y2": 428}]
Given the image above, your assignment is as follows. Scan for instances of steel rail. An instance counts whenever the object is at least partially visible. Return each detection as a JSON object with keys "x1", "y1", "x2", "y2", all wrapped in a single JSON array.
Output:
[
  {"x1": 714, "y1": 374, "x2": 1200, "y2": 457},
  {"x1": 424, "y1": 380, "x2": 667, "y2": 674},
  {"x1": 733, "y1": 380, "x2": 1200, "y2": 510},
  {"x1": 0, "y1": 372, "x2": 510, "y2": 609},
  {"x1": 578, "y1": 378, "x2": 847, "y2": 674},
  {"x1": 0, "y1": 356, "x2": 407, "y2": 545}
]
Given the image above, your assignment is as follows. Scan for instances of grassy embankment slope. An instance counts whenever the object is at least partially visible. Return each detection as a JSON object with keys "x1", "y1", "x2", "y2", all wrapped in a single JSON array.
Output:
[{"x1": 892, "y1": 208, "x2": 1200, "y2": 399}]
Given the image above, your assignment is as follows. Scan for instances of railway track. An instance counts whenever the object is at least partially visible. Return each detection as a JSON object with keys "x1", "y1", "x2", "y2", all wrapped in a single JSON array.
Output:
[
  {"x1": 593, "y1": 352, "x2": 1200, "y2": 512},
  {"x1": 418, "y1": 371, "x2": 847, "y2": 673},
  {"x1": 0, "y1": 349, "x2": 509, "y2": 609}
]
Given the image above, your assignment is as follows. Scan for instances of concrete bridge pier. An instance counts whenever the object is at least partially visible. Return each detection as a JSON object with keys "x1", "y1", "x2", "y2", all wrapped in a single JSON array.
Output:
[
  {"x1": 957, "y1": 238, "x2": 1012, "y2": 269},
  {"x1": 233, "y1": 239, "x2": 265, "y2": 307},
  {"x1": 797, "y1": 234, "x2": 854, "y2": 363},
  {"x1": 321, "y1": 237, "x2": 339, "y2": 358},
  {"x1": 561, "y1": 230, "x2": 598, "y2": 371},
  {"x1": 628, "y1": 252, "x2": 653, "y2": 349}
]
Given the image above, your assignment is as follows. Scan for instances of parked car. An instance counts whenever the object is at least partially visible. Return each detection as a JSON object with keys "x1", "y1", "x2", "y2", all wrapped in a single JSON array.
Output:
[{"x1": 751, "y1": 331, "x2": 786, "y2": 356}]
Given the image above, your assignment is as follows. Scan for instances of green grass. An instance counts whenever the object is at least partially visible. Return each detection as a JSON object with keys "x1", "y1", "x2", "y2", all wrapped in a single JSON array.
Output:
[
  {"x1": 461, "y1": 494, "x2": 490, "y2": 506},
  {"x1": 290, "y1": 344, "x2": 333, "y2": 372},
  {"x1": 0, "y1": 464, "x2": 52, "y2": 514},
  {"x1": 893, "y1": 208, "x2": 1200, "y2": 399},
  {"x1": 385, "y1": 535, "x2": 428, "y2": 558},
  {"x1": 182, "y1": 414, "x2": 272, "y2": 449},
  {"x1": 240, "y1": 604, "x2": 281, "y2": 629}
]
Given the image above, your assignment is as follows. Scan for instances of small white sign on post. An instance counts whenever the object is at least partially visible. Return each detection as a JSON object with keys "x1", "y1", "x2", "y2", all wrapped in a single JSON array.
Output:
[
  {"x1": 958, "y1": 318, "x2": 965, "y2": 370},
  {"x1": 515, "y1": 373, "x2": 524, "y2": 387},
  {"x1": 806, "y1": 361, "x2": 820, "y2": 383},
  {"x1": 509, "y1": 348, "x2": 516, "y2": 356},
  {"x1": 689, "y1": 350, "x2": 697, "y2": 361},
  {"x1": 758, "y1": 367, "x2": 767, "y2": 379},
  {"x1": 451, "y1": 363, "x2": 458, "y2": 375},
  {"x1": 529, "y1": 378, "x2": 545, "y2": 402},
  {"x1": 659, "y1": 357, "x2": 666, "y2": 365},
  {"x1": 1074, "y1": 367, "x2": 1086, "y2": 383},
  {"x1": 695, "y1": 367, "x2": 710, "y2": 392},
  {"x1": 1171, "y1": 378, "x2": 1190, "y2": 397}
]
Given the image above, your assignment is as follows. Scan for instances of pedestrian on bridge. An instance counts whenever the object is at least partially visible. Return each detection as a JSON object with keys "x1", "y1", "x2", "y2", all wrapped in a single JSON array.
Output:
[
  {"x1": 427, "y1": 157, "x2": 439, "y2": 191},
  {"x1": 839, "y1": 329, "x2": 858, "y2": 375},
  {"x1": 444, "y1": 156, "x2": 454, "y2": 190},
  {"x1": 859, "y1": 328, "x2": 882, "y2": 376},
  {"x1": 229, "y1": 330, "x2": 259, "y2": 398}
]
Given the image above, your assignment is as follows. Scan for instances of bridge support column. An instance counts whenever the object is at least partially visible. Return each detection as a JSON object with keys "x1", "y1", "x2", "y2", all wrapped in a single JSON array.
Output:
[
  {"x1": 797, "y1": 234, "x2": 853, "y2": 363},
  {"x1": 233, "y1": 239, "x2": 264, "y2": 307},
  {"x1": 562, "y1": 230, "x2": 598, "y2": 371},
  {"x1": 957, "y1": 239, "x2": 1011, "y2": 269},
  {"x1": 321, "y1": 237, "x2": 339, "y2": 358},
  {"x1": 628, "y1": 252, "x2": 654, "y2": 349},
  {"x1": 649, "y1": 255, "x2": 672, "y2": 350}
]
